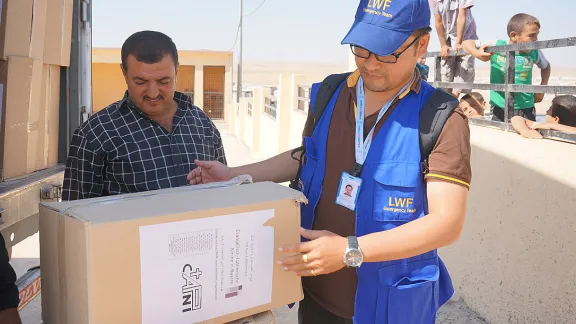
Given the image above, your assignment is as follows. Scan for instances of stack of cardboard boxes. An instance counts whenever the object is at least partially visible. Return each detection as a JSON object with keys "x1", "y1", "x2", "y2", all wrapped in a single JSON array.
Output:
[{"x1": 0, "y1": 0, "x2": 73, "y2": 180}]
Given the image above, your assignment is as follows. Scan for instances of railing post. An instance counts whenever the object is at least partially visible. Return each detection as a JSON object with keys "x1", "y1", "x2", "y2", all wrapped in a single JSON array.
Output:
[
  {"x1": 504, "y1": 51, "x2": 516, "y2": 124},
  {"x1": 194, "y1": 65, "x2": 204, "y2": 109},
  {"x1": 435, "y1": 57, "x2": 442, "y2": 83},
  {"x1": 239, "y1": 97, "x2": 247, "y2": 144},
  {"x1": 277, "y1": 74, "x2": 293, "y2": 153},
  {"x1": 229, "y1": 94, "x2": 236, "y2": 135},
  {"x1": 252, "y1": 87, "x2": 265, "y2": 154}
]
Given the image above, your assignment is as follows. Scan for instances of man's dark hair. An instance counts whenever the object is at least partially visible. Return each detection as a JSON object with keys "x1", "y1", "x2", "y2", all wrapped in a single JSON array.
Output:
[
  {"x1": 415, "y1": 27, "x2": 433, "y2": 36},
  {"x1": 346, "y1": 184, "x2": 353, "y2": 189},
  {"x1": 121, "y1": 31, "x2": 179, "y2": 72},
  {"x1": 550, "y1": 95, "x2": 576, "y2": 127}
]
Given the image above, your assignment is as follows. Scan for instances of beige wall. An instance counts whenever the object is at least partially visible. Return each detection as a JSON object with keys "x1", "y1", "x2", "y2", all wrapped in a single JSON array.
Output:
[
  {"x1": 92, "y1": 63, "x2": 126, "y2": 113},
  {"x1": 440, "y1": 125, "x2": 576, "y2": 323}
]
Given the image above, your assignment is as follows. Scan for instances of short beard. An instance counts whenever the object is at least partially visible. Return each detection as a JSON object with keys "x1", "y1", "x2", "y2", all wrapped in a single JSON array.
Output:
[{"x1": 360, "y1": 70, "x2": 392, "y2": 92}]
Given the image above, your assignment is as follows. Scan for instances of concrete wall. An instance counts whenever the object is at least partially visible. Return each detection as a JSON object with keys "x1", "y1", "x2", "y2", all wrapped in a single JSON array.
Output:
[
  {"x1": 259, "y1": 112, "x2": 279, "y2": 159},
  {"x1": 440, "y1": 125, "x2": 576, "y2": 324}
]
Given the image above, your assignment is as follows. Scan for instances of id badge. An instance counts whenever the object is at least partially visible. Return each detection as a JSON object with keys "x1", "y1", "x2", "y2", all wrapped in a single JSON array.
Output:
[{"x1": 335, "y1": 172, "x2": 363, "y2": 211}]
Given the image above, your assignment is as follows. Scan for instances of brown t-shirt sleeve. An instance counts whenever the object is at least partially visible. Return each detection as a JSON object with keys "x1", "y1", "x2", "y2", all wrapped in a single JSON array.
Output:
[{"x1": 425, "y1": 107, "x2": 472, "y2": 189}]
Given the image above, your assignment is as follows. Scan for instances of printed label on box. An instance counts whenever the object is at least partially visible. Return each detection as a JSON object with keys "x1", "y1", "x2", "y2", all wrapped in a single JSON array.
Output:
[{"x1": 139, "y1": 209, "x2": 275, "y2": 324}]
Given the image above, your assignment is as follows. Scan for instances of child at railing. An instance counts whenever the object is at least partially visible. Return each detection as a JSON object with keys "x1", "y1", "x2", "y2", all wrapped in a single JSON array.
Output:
[
  {"x1": 459, "y1": 92, "x2": 486, "y2": 118},
  {"x1": 511, "y1": 95, "x2": 576, "y2": 139},
  {"x1": 463, "y1": 13, "x2": 551, "y2": 122},
  {"x1": 429, "y1": 0, "x2": 478, "y2": 97},
  {"x1": 417, "y1": 55, "x2": 430, "y2": 81}
]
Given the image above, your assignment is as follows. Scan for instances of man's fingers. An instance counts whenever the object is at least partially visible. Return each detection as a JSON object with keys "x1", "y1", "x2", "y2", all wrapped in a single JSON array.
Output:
[
  {"x1": 186, "y1": 168, "x2": 201, "y2": 181},
  {"x1": 283, "y1": 262, "x2": 320, "y2": 273},
  {"x1": 300, "y1": 228, "x2": 333, "y2": 241},
  {"x1": 279, "y1": 252, "x2": 318, "y2": 266},
  {"x1": 295, "y1": 268, "x2": 323, "y2": 277},
  {"x1": 279, "y1": 241, "x2": 313, "y2": 254},
  {"x1": 194, "y1": 159, "x2": 213, "y2": 169}
]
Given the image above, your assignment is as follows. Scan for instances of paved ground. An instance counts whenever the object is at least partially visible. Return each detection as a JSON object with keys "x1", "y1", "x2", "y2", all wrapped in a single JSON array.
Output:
[{"x1": 9, "y1": 121, "x2": 487, "y2": 323}]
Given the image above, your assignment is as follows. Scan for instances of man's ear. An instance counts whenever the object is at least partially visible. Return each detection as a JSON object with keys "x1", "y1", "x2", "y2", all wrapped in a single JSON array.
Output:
[
  {"x1": 174, "y1": 64, "x2": 179, "y2": 86},
  {"x1": 121, "y1": 64, "x2": 128, "y2": 80},
  {"x1": 509, "y1": 31, "x2": 517, "y2": 42},
  {"x1": 417, "y1": 34, "x2": 431, "y2": 58}
]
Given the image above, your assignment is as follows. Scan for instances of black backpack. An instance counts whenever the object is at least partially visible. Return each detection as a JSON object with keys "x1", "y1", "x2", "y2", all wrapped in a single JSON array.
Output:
[{"x1": 289, "y1": 72, "x2": 459, "y2": 190}]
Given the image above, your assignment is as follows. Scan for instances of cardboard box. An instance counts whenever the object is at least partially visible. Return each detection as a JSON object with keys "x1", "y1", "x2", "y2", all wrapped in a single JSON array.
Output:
[
  {"x1": 216, "y1": 310, "x2": 274, "y2": 324},
  {"x1": 0, "y1": 58, "x2": 59, "y2": 179},
  {"x1": 0, "y1": 0, "x2": 48, "y2": 60},
  {"x1": 44, "y1": 0, "x2": 74, "y2": 66},
  {"x1": 39, "y1": 181, "x2": 305, "y2": 324},
  {"x1": 38, "y1": 64, "x2": 60, "y2": 170},
  {"x1": 1, "y1": 56, "x2": 43, "y2": 179}
]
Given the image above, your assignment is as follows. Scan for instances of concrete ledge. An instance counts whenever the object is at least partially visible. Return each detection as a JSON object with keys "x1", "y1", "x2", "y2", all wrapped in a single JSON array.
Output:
[{"x1": 440, "y1": 125, "x2": 576, "y2": 323}]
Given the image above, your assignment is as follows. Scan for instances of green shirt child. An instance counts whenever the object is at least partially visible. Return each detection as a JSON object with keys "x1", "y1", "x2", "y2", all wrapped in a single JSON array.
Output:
[
  {"x1": 463, "y1": 13, "x2": 551, "y2": 122},
  {"x1": 482, "y1": 39, "x2": 549, "y2": 110}
]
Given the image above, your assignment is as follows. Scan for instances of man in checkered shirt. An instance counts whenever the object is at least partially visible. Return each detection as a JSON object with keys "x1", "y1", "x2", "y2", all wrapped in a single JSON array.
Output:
[{"x1": 63, "y1": 31, "x2": 227, "y2": 201}]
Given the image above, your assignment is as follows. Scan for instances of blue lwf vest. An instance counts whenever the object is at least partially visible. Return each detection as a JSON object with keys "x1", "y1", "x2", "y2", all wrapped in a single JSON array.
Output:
[{"x1": 299, "y1": 80, "x2": 454, "y2": 324}]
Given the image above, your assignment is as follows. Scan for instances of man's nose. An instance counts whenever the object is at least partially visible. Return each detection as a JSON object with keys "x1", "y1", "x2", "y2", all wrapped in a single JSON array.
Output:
[
  {"x1": 364, "y1": 54, "x2": 382, "y2": 71},
  {"x1": 147, "y1": 83, "x2": 160, "y2": 98}
]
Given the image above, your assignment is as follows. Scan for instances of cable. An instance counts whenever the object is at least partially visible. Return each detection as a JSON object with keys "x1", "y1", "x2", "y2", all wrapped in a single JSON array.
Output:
[
  {"x1": 243, "y1": 0, "x2": 267, "y2": 17},
  {"x1": 226, "y1": 22, "x2": 241, "y2": 51}
]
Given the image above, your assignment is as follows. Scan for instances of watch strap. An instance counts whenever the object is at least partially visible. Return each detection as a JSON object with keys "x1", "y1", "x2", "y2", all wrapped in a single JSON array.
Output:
[{"x1": 347, "y1": 236, "x2": 359, "y2": 250}]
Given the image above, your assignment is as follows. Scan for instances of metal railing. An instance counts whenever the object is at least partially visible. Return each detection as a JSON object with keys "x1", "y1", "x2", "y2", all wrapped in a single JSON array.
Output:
[
  {"x1": 297, "y1": 85, "x2": 310, "y2": 112},
  {"x1": 247, "y1": 99, "x2": 253, "y2": 117},
  {"x1": 426, "y1": 37, "x2": 576, "y2": 144},
  {"x1": 264, "y1": 96, "x2": 277, "y2": 118}
]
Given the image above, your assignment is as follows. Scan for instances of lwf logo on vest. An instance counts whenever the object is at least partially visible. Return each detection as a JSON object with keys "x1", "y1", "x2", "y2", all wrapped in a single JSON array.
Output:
[
  {"x1": 365, "y1": 0, "x2": 393, "y2": 18},
  {"x1": 385, "y1": 197, "x2": 416, "y2": 213}
]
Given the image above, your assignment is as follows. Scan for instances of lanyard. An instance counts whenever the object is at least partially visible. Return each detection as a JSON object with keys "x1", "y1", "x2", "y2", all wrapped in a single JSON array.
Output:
[{"x1": 353, "y1": 74, "x2": 414, "y2": 176}]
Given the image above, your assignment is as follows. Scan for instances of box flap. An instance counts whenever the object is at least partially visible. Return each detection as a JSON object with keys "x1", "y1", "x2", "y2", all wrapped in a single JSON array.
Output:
[{"x1": 42, "y1": 181, "x2": 306, "y2": 224}]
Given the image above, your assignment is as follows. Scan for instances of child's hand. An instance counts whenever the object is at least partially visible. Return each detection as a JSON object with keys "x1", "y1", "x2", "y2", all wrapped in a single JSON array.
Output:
[
  {"x1": 475, "y1": 44, "x2": 493, "y2": 62},
  {"x1": 534, "y1": 93, "x2": 545, "y2": 103},
  {"x1": 520, "y1": 129, "x2": 543, "y2": 139}
]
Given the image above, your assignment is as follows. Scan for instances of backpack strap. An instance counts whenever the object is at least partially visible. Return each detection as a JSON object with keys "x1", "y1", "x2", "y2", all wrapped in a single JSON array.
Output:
[
  {"x1": 288, "y1": 72, "x2": 351, "y2": 190},
  {"x1": 418, "y1": 89, "x2": 459, "y2": 173},
  {"x1": 311, "y1": 72, "x2": 352, "y2": 125}
]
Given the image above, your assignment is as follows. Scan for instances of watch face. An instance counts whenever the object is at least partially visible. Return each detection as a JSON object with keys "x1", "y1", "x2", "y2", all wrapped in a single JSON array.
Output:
[{"x1": 345, "y1": 249, "x2": 363, "y2": 267}]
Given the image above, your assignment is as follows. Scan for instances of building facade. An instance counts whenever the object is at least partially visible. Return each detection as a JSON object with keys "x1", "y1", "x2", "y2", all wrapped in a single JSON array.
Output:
[{"x1": 92, "y1": 48, "x2": 233, "y2": 120}]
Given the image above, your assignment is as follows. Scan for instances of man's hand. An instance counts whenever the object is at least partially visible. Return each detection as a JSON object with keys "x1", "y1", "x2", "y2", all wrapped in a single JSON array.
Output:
[
  {"x1": 187, "y1": 160, "x2": 233, "y2": 185},
  {"x1": 278, "y1": 228, "x2": 348, "y2": 277},
  {"x1": 440, "y1": 45, "x2": 450, "y2": 58},
  {"x1": 0, "y1": 308, "x2": 22, "y2": 324},
  {"x1": 534, "y1": 93, "x2": 545, "y2": 103}
]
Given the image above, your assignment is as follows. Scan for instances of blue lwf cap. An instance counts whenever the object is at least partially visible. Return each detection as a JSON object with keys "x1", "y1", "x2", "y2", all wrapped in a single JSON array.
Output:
[{"x1": 342, "y1": 0, "x2": 431, "y2": 56}]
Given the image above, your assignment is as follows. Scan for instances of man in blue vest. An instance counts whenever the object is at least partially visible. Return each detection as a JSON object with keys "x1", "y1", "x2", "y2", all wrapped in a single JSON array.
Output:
[{"x1": 187, "y1": 0, "x2": 471, "y2": 322}]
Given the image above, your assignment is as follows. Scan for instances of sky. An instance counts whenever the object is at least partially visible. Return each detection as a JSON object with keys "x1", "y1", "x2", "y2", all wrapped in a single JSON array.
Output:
[{"x1": 93, "y1": 0, "x2": 576, "y2": 68}]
